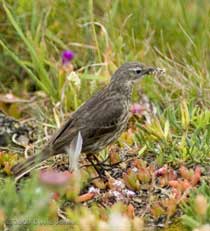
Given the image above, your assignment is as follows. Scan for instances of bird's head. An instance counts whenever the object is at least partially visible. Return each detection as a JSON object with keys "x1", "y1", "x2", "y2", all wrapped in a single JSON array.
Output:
[{"x1": 111, "y1": 62, "x2": 164, "y2": 85}]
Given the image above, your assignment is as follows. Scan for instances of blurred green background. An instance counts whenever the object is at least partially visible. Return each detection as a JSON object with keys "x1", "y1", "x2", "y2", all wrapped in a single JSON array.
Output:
[{"x1": 0, "y1": 0, "x2": 210, "y2": 108}]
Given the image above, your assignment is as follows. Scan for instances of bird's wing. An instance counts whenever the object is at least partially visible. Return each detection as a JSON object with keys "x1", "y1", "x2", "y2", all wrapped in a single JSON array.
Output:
[
  {"x1": 50, "y1": 87, "x2": 107, "y2": 145},
  {"x1": 86, "y1": 100, "x2": 123, "y2": 131},
  {"x1": 79, "y1": 100, "x2": 125, "y2": 148},
  {"x1": 49, "y1": 100, "x2": 124, "y2": 153},
  {"x1": 45, "y1": 115, "x2": 78, "y2": 152}
]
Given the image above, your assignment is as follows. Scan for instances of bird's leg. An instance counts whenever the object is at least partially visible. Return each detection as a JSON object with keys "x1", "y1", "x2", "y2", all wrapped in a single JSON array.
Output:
[
  {"x1": 95, "y1": 155, "x2": 110, "y2": 165},
  {"x1": 92, "y1": 154, "x2": 109, "y2": 165},
  {"x1": 91, "y1": 154, "x2": 114, "y2": 170},
  {"x1": 92, "y1": 154, "x2": 122, "y2": 169},
  {"x1": 86, "y1": 154, "x2": 106, "y2": 178}
]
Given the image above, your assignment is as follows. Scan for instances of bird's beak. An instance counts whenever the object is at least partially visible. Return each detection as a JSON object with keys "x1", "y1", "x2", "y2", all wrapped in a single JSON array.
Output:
[{"x1": 142, "y1": 67, "x2": 165, "y2": 76}]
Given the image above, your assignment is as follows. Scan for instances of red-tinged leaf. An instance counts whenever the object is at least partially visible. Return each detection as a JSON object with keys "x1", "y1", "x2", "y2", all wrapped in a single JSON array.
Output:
[
  {"x1": 148, "y1": 164, "x2": 156, "y2": 173},
  {"x1": 137, "y1": 168, "x2": 151, "y2": 183},
  {"x1": 168, "y1": 169, "x2": 177, "y2": 181},
  {"x1": 107, "y1": 175, "x2": 124, "y2": 191},
  {"x1": 0, "y1": 209, "x2": 5, "y2": 227},
  {"x1": 110, "y1": 151, "x2": 121, "y2": 165},
  {"x1": 181, "y1": 179, "x2": 192, "y2": 192},
  {"x1": 107, "y1": 175, "x2": 116, "y2": 189},
  {"x1": 3, "y1": 162, "x2": 12, "y2": 175},
  {"x1": 123, "y1": 172, "x2": 140, "y2": 191},
  {"x1": 191, "y1": 167, "x2": 201, "y2": 186},
  {"x1": 159, "y1": 176, "x2": 169, "y2": 187},
  {"x1": 179, "y1": 165, "x2": 191, "y2": 180},
  {"x1": 52, "y1": 192, "x2": 60, "y2": 201},
  {"x1": 127, "y1": 204, "x2": 135, "y2": 219},
  {"x1": 172, "y1": 188, "x2": 182, "y2": 199},
  {"x1": 133, "y1": 159, "x2": 146, "y2": 169},
  {"x1": 195, "y1": 194, "x2": 208, "y2": 216},
  {"x1": 168, "y1": 180, "x2": 179, "y2": 188},
  {"x1": 92, "y1": 178, "x2": 106, "y2": 189},
  {"x1": 123, "y1": 173, "x2": 130, "y2": 187},
  {"x1": 162, "y1": 198, "x2": 177, "y2": 217},
  {"x1": 0, "y1": 152, "x2": 18, "y2": 175},
  {"x1": 77, "y1": 192, "x2": 95, "y2": 203},
  {"x1": 126, "y1": 168, "x2": 132, "y2": 174},
  {"x1": 195, "y1": 166, "x2": 201, "y2": 175},
  {"x1": 151, "y1": 202, "x2": 165, "y2": 218}
]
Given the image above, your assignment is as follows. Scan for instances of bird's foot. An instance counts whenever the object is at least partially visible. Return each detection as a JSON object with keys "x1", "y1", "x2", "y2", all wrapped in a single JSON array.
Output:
[{"x1": 86, "y1": 154, "x2": 123, "y2": 180}]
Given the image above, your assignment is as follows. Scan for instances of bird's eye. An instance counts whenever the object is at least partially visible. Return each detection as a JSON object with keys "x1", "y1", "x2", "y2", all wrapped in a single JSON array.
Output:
[
  {"x1": 129, "y1": 67, "x2": 142, "y2": 74},
  {"x1": 135, "y1": 69, "x2": 141, "y2": 74}
]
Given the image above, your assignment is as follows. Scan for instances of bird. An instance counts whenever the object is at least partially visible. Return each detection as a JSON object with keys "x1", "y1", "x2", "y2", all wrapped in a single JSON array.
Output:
[{"x1": 11, "y1": 62, "x2": 163, "y2": 180}]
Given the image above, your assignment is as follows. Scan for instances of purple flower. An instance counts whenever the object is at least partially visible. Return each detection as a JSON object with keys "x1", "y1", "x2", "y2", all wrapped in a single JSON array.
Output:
[{"x1": 62, "y1": 50, "x2": 74, "y2": 64}]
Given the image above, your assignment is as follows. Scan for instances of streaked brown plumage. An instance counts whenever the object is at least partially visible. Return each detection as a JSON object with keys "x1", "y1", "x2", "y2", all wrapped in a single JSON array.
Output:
[{"x1": 12, "y1": 62, "x2": 160, "y2": 179}]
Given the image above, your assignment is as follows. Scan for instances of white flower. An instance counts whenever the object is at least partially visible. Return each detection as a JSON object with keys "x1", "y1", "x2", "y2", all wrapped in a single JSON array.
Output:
[
  {"x1": 122, "y1": 189, "x2": 135, "y2": 197},
  {"x1": 88, "y1": 186, "x2": 100, "y2": 195},
  {"x1": 132, "y1": 167, "x2": 138, "y2": 173},
  {"x1": 108, "y1": 212, "x2": 131, "y2": 231},
  {"x1": 113, "y1": 179, "x2": 125, "y2": 189},
  {"x1": 67, "y1": 71, "x2": 81, "y2": 88}
]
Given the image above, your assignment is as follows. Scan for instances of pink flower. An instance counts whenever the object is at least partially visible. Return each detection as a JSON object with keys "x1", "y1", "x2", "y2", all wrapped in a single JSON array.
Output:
[
  {"x1": 130, "y1": 103, "x2": 144, "y2": 115},
  {"x1": 155, "y1": 165, "x2": 168, "y2": 177},
  {"x1": 39, "y1": 169, "x2": 71, "y2": 189}
]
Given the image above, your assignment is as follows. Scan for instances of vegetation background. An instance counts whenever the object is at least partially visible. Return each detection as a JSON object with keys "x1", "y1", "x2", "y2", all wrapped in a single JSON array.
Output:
[{"x1": 0, "y1": 0, "x2": 210, "y2": 230}]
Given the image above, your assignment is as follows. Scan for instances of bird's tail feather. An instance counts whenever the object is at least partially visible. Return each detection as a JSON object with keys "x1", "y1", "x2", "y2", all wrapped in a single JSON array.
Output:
[{"x1": 11, "y1": 148, "x2": 51, "y2": 181}]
